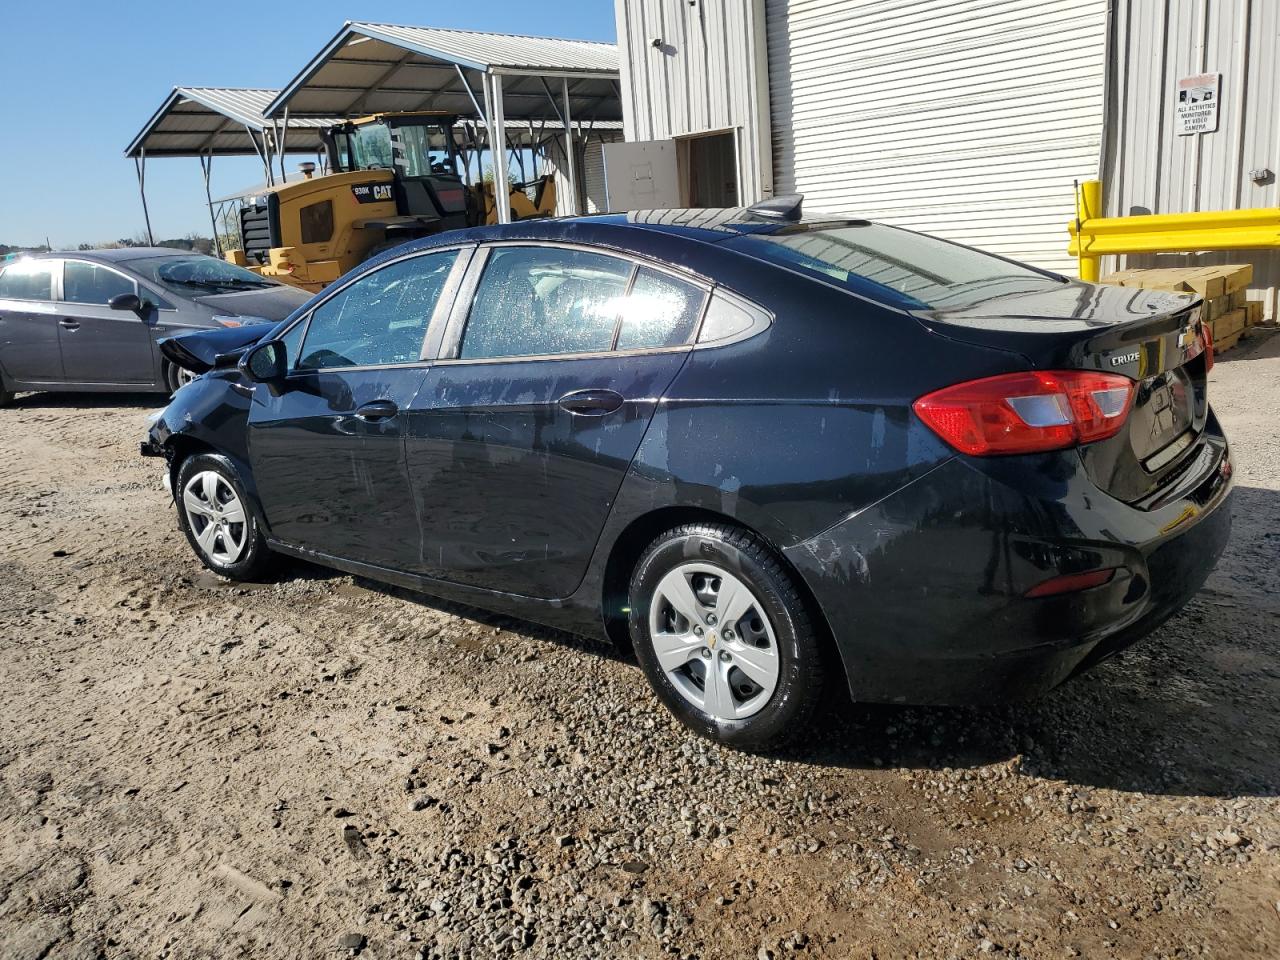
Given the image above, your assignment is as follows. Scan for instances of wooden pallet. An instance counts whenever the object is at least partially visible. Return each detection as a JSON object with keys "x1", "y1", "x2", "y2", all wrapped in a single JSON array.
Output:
[{"x1": 1099, "y1": 264, "x2": 1259, "y2": 352}]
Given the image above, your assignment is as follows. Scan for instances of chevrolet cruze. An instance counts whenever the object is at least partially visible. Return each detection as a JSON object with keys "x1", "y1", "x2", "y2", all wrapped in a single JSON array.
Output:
[{"x1": 141, "y1": 200, "x2": 1233, "y2": 749}]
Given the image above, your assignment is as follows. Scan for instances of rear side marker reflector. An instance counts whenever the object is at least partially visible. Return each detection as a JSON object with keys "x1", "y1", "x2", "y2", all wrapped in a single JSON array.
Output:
[
  {"x1": 913, "y1": 370, "x2": 1136, "y2": 456},
  {"x1": 1025, "y1": 568, "x2": 1117, "y2": 598}
]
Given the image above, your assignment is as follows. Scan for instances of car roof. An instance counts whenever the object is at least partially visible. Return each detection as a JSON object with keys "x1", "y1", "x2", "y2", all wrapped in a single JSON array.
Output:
[
  {"x1": 499, "y1": 208, "x2": 868, "y2": 244},
  {"x1": 26, "y1": 248, "x2": 201, "y2": 264},
  {"x1": 377, "y1": 208, "x2": 871, "y2": 268}
]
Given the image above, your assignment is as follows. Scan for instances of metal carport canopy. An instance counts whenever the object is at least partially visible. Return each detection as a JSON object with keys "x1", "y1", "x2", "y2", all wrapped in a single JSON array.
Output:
[
  {"x1": 262, "y1": 22, "x2": 620, "y2": 121},
  {"x1": 263, "y1": 22, "x2": 621, "y2": 222},
  {"x1": 124, "y1": 87, "x2": 341, "y2": 253},
  {"x1": 125, "y1": 87, "x2": 335, "y2": 159}
]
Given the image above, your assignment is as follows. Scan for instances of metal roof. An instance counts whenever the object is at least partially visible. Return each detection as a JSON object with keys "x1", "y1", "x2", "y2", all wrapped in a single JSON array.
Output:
[
  {"x1": 264, "y1": 21, "x2": 620, "y2": 123},
  {"x1": 126, "y1": 87, "x2": 338, "y2": 159}
]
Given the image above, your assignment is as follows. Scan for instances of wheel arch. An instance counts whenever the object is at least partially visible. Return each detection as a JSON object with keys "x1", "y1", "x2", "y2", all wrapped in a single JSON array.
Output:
[
  {"x1": 163, "y1": 436, "x2": 269, "y2": 532},
  {"x1": 599, "y1": 506, "x2": 846, "y2": 684}
]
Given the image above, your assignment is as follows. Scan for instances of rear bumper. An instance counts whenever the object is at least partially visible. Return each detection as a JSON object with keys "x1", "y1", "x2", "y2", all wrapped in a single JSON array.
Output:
[{"x1": 785, "y1": 434, "x2": 1233, "y2": 705}]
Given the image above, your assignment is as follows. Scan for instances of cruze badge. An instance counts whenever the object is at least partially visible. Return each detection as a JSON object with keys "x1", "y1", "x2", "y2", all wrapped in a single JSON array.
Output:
[{"x1": 1110, "y1": 350, "x2": 1140, "y2": 366}]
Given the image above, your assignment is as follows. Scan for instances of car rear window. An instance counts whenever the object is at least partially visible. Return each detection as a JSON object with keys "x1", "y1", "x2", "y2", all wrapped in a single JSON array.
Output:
[{"x1": 723, "y1": 223, "x2": 1064, "y2": 311}]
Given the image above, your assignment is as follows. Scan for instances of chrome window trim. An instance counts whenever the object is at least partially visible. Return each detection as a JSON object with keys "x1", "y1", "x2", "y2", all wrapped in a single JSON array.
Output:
[
  {"x1": 439, "y1": 240, "x2": 716, "y2": 363},
  {"x1": 286, "y1": 243, "x2": 474, "y2": 375}
]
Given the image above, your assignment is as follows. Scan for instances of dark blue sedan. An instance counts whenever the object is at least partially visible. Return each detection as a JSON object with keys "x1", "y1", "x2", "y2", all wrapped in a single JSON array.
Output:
[{"x1": 141, "y1": 201, "x2": 1232, "y2": 749}]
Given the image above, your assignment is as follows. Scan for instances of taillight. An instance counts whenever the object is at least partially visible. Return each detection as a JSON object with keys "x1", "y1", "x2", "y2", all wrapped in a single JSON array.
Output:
[
  {"x1": 1024, "y1": 568, "x2": 1117, "y2": 598},
  {"x1": 1201, "y1": 323, "x2": 1215, "y2": 372},
  {"x1": 913, "y1": 370, "x2": 1135, "y2": 456}
]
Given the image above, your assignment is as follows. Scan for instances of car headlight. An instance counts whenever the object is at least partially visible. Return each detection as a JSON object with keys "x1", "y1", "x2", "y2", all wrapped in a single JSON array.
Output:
[{"x1": 213, "y1": 315, "x2": 271, "y2": 328}]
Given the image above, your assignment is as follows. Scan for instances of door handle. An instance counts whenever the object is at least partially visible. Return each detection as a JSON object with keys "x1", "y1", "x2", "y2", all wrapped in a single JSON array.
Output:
[
  {"x1": 58, "y1": 318, "x2": 80, "y2": 330},
  {"x1": 354, "y1": 399, "x2": 399, "y2": 422},
  {"x1": 558, "y1": 388, "x2": 625, "y2": 416}
]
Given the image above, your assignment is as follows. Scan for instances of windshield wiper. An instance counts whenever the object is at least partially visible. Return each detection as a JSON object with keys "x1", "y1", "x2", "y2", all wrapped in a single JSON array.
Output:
[{"x1": 164, "y1": 277, "x2": 274, "y2": 290}]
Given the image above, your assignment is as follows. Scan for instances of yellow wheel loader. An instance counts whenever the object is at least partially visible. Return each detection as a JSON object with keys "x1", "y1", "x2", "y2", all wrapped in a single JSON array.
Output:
[{"x1": 227, "y1": 113, "x2": 556, "y2": 291}]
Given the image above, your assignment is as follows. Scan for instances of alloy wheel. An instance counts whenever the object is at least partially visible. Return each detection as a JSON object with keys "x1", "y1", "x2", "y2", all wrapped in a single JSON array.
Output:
[
  {"x1": 182, "y1": 471, "x2": 248, "y2": 565},
  {"x1": 647, "y1": 562, "x2": 780, "y2": 720}
]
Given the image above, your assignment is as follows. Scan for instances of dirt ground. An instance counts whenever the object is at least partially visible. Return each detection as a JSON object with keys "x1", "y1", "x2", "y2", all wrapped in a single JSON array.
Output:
[{"x1": 2, "y1": 334, "x2": 1278, "y2": 960}]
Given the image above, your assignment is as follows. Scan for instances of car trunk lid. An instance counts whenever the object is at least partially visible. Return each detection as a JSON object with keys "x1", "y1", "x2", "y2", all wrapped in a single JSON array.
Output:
[{"x1": 914, "y1": 281, "x2": 1210, "y2": 504}]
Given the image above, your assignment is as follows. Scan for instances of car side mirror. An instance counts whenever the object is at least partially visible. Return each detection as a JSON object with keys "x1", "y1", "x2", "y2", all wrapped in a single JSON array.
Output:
[
  {"x1": 239, "y1": 340, "x2": 288, "y2": 387},
  {"x1": 108, "y1": 292, "x2": 143, "y2": 312}
]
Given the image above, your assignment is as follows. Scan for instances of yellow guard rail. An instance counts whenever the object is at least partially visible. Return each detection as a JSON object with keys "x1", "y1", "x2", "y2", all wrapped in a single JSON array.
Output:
[{"x1": 1067, "y1": 179, "x2": 1280, "y2": 282}]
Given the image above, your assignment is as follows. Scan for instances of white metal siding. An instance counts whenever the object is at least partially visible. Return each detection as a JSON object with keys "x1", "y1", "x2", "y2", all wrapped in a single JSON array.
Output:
[
  {"x1": 767, "y1": 0, "x2": 1108, "y2": 272},
  {"x1": 1106, "y1": 0, "x2": 1280, "y2": 313},
  {"x1": 615, "y1": 0, "x2": 773, "y2": 201}
]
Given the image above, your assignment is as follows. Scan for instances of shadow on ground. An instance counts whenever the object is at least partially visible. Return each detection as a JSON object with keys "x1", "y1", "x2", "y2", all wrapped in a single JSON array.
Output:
[{"x1": 6, "y1": 391, "x2": 162, "y2": 410}]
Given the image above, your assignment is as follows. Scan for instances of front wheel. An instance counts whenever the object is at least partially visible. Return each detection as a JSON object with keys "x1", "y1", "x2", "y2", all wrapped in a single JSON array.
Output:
[
  {"x1": 163, "y1": 361, "x2": 196, "y2": 394},
  {"x1": 628, "y1": 523, "x2": 825, "y2": 750},
  {"x1": 175, "y1": 453, "x2": 275, "y2": 581}
]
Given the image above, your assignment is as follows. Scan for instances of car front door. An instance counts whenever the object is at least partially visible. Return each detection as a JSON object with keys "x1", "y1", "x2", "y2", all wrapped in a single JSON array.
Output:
[
  {"x1": 246, "y1": 246, "x2": 470, "y2": 569},
  {"x1": 58, "y1": 259, "x2": 157, "y2": 385},
  {"x1": 404, "y1": 243, "x2": 707, "y2": 599},
  {"x1": 0, "y1": 259, "x2": 63, "y2": 386}
]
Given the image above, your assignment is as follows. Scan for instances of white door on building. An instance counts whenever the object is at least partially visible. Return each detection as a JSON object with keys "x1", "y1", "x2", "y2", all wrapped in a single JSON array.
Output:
[
  {"x1": 765, "y1": 0, "x2": 1109, "y2": 272},
  {"x1": 603, "y1": 140, "x2": 682, "y2": 211}
]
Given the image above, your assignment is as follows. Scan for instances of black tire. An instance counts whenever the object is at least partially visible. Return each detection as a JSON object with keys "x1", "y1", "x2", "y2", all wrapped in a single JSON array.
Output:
[
  {"x1": 163, "y1": 361, "x2": 194, "y2": 394},
  {"x1": 174, "y1": 453, "x2": 276, "y2": 581},
  {"x1": 0, "y1": 389, "x2": 12, "y2": 408},
  {"x1": 628, "y1": 523, "x2": 824, "y2": 750}
]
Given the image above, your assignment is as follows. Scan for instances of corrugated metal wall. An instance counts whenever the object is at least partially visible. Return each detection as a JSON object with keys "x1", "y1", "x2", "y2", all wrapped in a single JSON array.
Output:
[
  {"x1": 1106, "y1": 0, "x2": 1279, "y2": 314},
  {"x1": 615, "y1": 0, "x2": 774, "y2": 201},
  {"x1": 766, "y1": 0, "x2": 1108, "y2": 272},
  {"x1": 541, "y1": 132, "x2": 621, "y2": 215}
]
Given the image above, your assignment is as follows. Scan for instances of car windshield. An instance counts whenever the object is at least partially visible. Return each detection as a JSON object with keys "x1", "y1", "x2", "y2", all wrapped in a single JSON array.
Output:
[
  {"x1": 129, "y1": 255, "x2": 275, "y2": 293},
  {"x1": 724, "y1": 222, "x2": 1064, "y2": 311}
]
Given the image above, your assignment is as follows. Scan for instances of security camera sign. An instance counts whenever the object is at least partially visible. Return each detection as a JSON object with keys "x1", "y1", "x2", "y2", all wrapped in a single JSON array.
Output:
[{"x1": 1175, "y1": 73, "x2": 1220, "y2": 136}]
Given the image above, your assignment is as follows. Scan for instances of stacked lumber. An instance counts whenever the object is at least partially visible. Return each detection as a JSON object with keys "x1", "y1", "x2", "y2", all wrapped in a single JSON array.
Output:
[{"x1": 1099, "y1": 264, "x2": 1267, "y2": 353}]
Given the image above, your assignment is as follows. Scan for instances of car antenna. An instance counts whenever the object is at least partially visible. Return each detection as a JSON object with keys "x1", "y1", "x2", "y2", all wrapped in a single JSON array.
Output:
[{"x1": 746, "y1": 194, "x2": 803, "y2": 222}]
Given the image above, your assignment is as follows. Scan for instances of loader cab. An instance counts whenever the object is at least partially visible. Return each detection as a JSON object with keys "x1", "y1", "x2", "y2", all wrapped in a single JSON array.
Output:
[{"x1": 323, "y1": 113, "x2": 471, "y2": 226}]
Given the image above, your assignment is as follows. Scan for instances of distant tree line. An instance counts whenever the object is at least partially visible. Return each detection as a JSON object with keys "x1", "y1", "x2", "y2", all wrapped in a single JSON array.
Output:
[{"x1": 2, "y1": 234, "x2": 214, "y2": 258}]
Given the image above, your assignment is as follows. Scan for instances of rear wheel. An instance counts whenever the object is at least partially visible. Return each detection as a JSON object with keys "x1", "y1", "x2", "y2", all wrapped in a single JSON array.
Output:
[
  {"x1": 628, "y1": 523, "x2": 824, "y2": 750},
  {"x1": 0, "y1": 389, "x2": 12, "y2": 407},
  {"x1": 175, "y1": 453, "x2": 275, "y2": 581}
]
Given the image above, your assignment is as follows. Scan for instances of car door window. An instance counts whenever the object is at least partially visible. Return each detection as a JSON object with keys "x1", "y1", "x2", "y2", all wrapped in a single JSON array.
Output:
[
  {"x1": 62, "y1": 261, "x2": 136, "y2": 305},
  {"x1": 297, "y1": 250, "x2": 457, "y2": 370},
  {"x1": 460, "y1": 247, "x2": 632, "y2": 360},
  {"x1": 0, "y1": 260, "x2": 55, "y2": 301},
  {"x1": 615, "y1": 267, "x2": 705, "y2": 350}
]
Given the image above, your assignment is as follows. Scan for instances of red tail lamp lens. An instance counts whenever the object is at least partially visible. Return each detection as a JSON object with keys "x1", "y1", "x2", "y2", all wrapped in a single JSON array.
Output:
[
  {"x1": 1025, "y1": 568, "x2": 1117, "y2": 598},
  {"x1": 913, "y1": 370, "x2": 1135, "y2": 456},
  {"x1": 1201, "y1": 323, "x2": 1215, "y2": 372}
]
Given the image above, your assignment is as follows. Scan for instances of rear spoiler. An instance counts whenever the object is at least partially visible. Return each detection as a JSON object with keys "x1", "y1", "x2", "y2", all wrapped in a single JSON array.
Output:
[{"x1": 159, "y1": 323, "x2": 273, "y2": 374}]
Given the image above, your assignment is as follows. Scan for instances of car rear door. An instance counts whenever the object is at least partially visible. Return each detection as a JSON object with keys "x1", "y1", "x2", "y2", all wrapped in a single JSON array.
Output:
[
  {"x1": 58, "y1": 259, "x2": 157, "y2": 385},
  {"x1": 0, "y1": 259, "x2": 63, "y2": 385},
  {"x1": 246, "y1": 246, "x2": 470, "y2": 569},
  {"x1": 403, "y1": 242, "x2": 706, "y2": 599}
]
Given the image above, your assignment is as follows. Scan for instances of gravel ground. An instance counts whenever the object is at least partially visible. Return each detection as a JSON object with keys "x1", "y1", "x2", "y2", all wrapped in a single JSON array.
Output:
[{"x1": 2, "y1": 332, "x2": 1278, "y2": 960}]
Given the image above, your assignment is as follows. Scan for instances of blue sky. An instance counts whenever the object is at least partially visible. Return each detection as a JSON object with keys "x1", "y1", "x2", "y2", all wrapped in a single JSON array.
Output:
[{"x1": 0, "y1": 1, "x2": 616, "y2": 248}]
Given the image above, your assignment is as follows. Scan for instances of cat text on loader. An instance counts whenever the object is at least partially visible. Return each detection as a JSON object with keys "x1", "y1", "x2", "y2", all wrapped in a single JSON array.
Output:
[{"x1": 226, "y1": 113, "x2": 556, "y2": 291}]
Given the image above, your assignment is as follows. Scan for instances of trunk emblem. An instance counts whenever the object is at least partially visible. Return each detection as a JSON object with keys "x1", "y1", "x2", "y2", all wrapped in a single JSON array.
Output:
[{"x1": 1110, "y1": 351, "x2": 1141, "y2": 366}]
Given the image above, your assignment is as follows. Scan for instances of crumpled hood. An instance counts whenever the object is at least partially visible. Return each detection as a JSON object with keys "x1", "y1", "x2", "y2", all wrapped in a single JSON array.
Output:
[
  {"x1": 159, "y1": 323, "x2": 274, "y2": 374},
  {"x1": 191, "y1": 284, "x2": 313, "y2": 321}
]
